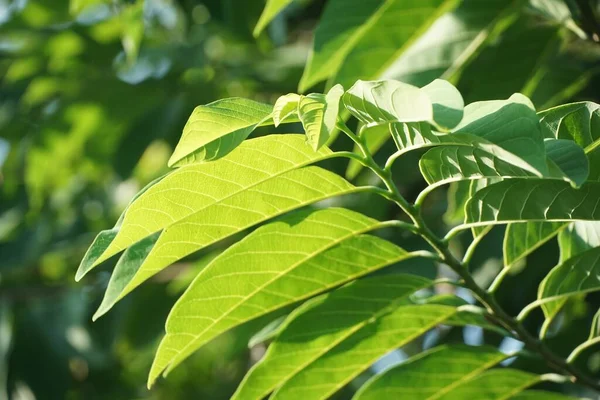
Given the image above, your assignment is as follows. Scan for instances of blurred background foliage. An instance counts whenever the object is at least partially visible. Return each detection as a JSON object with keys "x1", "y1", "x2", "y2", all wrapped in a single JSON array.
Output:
[{"x1": 1, "y1": 0, "x2": 600, "y2": 399}]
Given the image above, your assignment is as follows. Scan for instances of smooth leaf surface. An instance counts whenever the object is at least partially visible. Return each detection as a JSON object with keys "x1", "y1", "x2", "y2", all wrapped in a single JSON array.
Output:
[
  {"x1": 354, "y1": 345, "x2": 510, "y2": 399},
  {"x1": 384, "y1": 0, "x2": 523, "y2": 86},
  {"x1": 343, "y1": 80, "x2": 433, "y2": 125},
  {"x1": 539, "y1": 246, "x2": 600, "y2": 318},
  {"x1": 452, "y1": 93, "x2": 547, "y2": 174},
  {"x1": 511, "y1": 391, "x2": 582, "y2": 400},
  {"x1": 298, "y1": 0, "x2": 384, "y2": 91},
  {"x1": 233, "y1": 274, "x2": 436, "y2": 400},
  {"x1": 558, "y1": 221, "x2": 600, "y2": 263},
  {"x1": 93, "y1": 166, "x2": 362, "y2": 319},
  {"x1": 167, "y1": 98, "x2": 273, "y2": 166},
  {"x1": 503, "y1": 222, "x2": 565, "y2": 266},
  {"x1": 420, "y1": 79, "x2": 464, "y2": 130},
  {"x1": 299, "y1": 84, "x2": 344, "y2": 150},
  {"x1": 254, "y1": 0, "x2": 295, "y2": 37},
  {"x1": 149, "y1": 208, "x2": 420, "y2": 386},
  {"x1": 273, "y1": 93, "x2": 301, "y2": 126},
  {"x1": 77, "y1": 135, "x2": 337, "y2": 279},
  {"x1": 330, "y1": 0, "x2": 458, "y2": 88}
]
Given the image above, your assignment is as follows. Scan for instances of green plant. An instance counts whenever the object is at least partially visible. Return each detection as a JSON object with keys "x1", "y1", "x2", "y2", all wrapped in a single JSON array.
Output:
[{"x1": 77, "y1": 76, "x2": 600, "y2": 398}]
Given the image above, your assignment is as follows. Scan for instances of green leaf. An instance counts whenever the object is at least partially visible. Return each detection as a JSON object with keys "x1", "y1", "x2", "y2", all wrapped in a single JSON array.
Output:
[
  {"x1": 452, "y1": 93, "x2": 547, "y2": 175},
  {"x1": 385, "y1": 0, "x2": 523, "y2": 86},
  {"x1": 419, "y1": 137, "x2": 589, "y2": 190},
  {"x1": 247, "y1": 315, "x2": 287, "y2": 348},
  {"x1": 93, "y1": 165, "x2": 361, "y2": 319},
  {"x1": 421, "y1": 295, "x2": 508, "y2": 335},
  {"x1": 298, "y1": 84, "x2": 344, "y2": 150},
  {"x1": 503, "y1": 222, "x2": 565, "y2": 267},
  {"x1": 354, "y1": 345, "x2": 513, "y2": 399},
  {"x1": 76, "y1": 175, "x2": 165, "y2": 280},
  {"x1": 539, "y1": 102, "x2": 600, "y2": 180},
  {"x1": 77, "y1": 135, "x2": 337, "y2": 280},
  {"x1": 253, "y1": 0, "x2": 295, "y2": 37},
  {"x1": 149, "y1": 208, "x2": 422, "y2": 386},
  {"x1": 344, "y1": 79, "x2": 464, "y2": 178},
  {"x1": 420, "y1": 78, "x2": 464, "y2": 130},
  {"x1": 534, "y1": 221, "x2": 600, "y2": 331},
  {"x1": 462, "y1": 180, "x2": 600, "y2": 231},
  {"x1": 167, "y1": 98, "x2": 273, "y2": 167},
  {"x1": 273, "y1": 93, "x2": 301, "y2": 126},
  {"x1": 558, "y1": 221, "x2": 600, "y2": 263},
  {"x1": 330, "y1": 0, "x2": 458, "y2": 89},
  {"x1": 343, "y1": 80, "x2": 433, "y2": 125},
  {"x1": 545, "y1": 139, "x2": 589, "y2": 187},
  {"x1": 233, "y1": 274, "x2": 440, "y2": 400},
  {"x1": 298, "y1": 0, "x2": 385, "y2": 91},
  {"x1": 539, "y1": 246, "x2": 600, "y2": 319},
  {"x1": 511, "y1": 390, "x2": 583, "y2": 400}
]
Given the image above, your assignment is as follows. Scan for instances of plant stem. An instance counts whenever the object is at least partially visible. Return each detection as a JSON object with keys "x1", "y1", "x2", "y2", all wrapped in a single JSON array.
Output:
[{"x1": 340, "y1": 128, "x2": 600, "y2": 392}]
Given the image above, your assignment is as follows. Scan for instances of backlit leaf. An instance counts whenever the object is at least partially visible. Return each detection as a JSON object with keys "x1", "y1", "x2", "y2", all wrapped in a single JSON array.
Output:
[
  {"x1": 233, "y1": 274, "x2": 437, "y2": 400},
  {"x1": 167, "y1": 98, "x2": 273, "y2": 167},
  {"x1": 149, "y1": 207, "x2": 422, "y2": 386}
]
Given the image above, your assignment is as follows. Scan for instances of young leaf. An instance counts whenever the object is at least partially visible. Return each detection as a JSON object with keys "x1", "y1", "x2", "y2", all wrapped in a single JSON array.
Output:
[
  {"x1": 343, "y1": 80, "x2": 433, "y2": 125},
  {"x1": 232, "y1": 274, "x2": 437, "y2": 400},
  {"x1": 452, "y1": 93, "x2": 547, "y2": 175},
  {"x1": 354, "y1": 345, "x2": 512, "y2": 399},
  {"x1": 298, "y1": 84, "x2": 344, "y2": 150},
  {"x1": 149, "y1": 208, "x2": 421, "y2": 386},
  {"x1": 167, "y1": 98, "x2": 273, "y2": 167},
  {"x1": 273, "y1": 93, "x2": 301, "y2": 126},
  {"x1": 420, "y1": 79, "x2": 464, "y2": 130},
  {"x1": 77, "y1": 135, "x2": 339, "y2": 279}
]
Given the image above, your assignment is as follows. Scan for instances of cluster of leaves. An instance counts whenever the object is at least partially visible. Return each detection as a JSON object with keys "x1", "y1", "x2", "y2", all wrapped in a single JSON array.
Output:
[
  {"x1": 0, "y1": 0, "x2": 308, "y2": 398},
  {"x1": 79, "y1": 71, "x2": 600, "y2": 398}
]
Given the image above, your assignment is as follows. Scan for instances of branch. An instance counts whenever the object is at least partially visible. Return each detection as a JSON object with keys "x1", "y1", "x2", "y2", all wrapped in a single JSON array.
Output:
[{"x1": 342, "y1": 126, "x2": 600, "y2": 392}]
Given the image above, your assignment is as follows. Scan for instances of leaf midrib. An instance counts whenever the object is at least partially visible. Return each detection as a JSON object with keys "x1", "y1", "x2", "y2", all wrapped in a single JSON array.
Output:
[{"x1": 157, "y1": 220, "x2": 414, "y2": 379}]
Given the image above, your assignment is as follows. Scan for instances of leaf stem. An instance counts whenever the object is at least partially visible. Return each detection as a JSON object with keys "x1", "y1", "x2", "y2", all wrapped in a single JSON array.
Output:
[
  {"x1": 568, "y1": 337, "x2": 600, "y2": 364},
  {"x1": 487, "y1": 266, "x2": 512, "y2": 293},
  {"x1": 345, "y1": 123, "x2": 600, "y2": 392}
]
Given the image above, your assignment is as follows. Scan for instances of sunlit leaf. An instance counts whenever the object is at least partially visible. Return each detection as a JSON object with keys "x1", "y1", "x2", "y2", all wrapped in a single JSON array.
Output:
[
  {"x1": 254, "y1": 0, "x2": 296, "y2": 37},
  {"x1": 167, "y1": 98, "x2": 273, "y2": 166},
  {"x1": 299, "y1": 84, "x2": 344, "y2": 150},
  {"x1": 330, "y1": 0, "x2": 458, "y2": 88},
  {"x1": 93, "y1": 165, "x2": 361, "y2": 319},
  {"x1": 77, "y1": 135, "x2": 340, "y2": 279},
  {"x1": 273, "y1": 93, "x2": 301, "y2": 126},
  {"x1": 354, "y1": 345, "x2": 520, "y2": 399},
  {"x1": 149, "y1": 207, "x2": 422, "y2": 386},
  {"x1": 233, "y1": 274, "x2": 439, "y2": 400}
]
